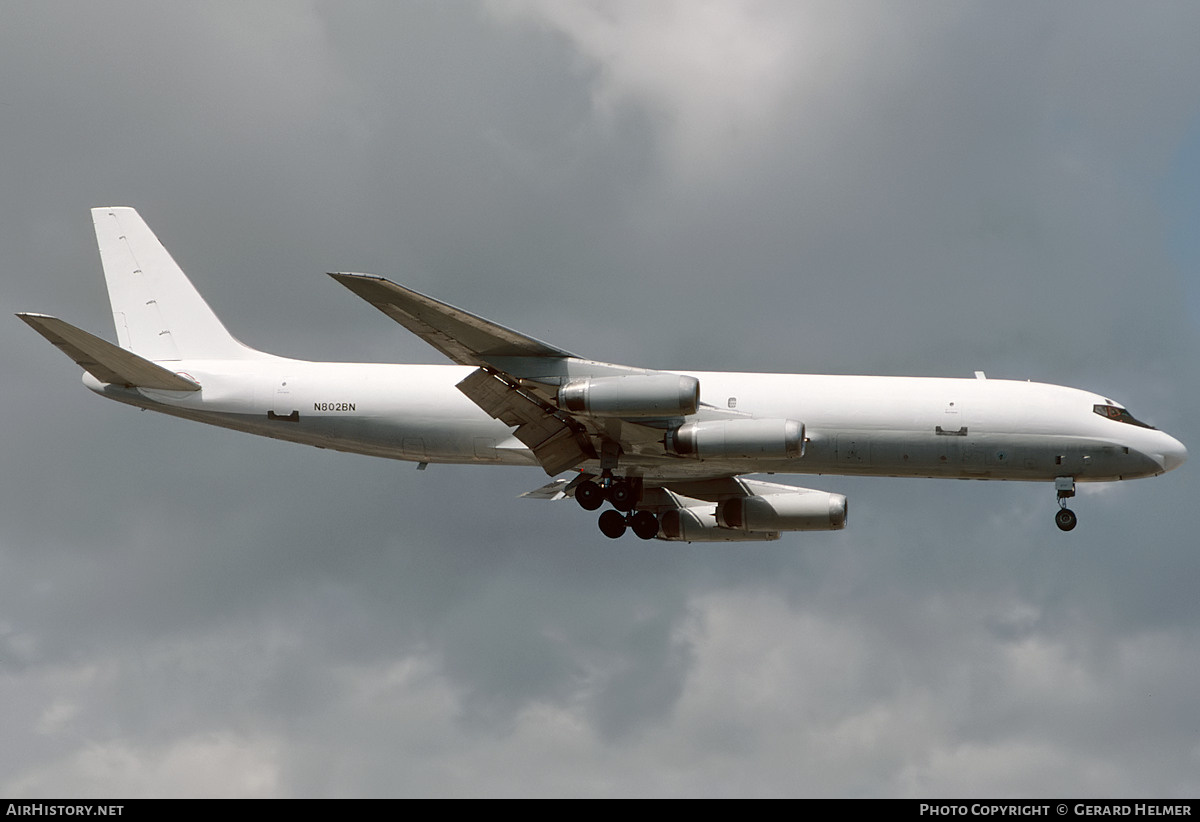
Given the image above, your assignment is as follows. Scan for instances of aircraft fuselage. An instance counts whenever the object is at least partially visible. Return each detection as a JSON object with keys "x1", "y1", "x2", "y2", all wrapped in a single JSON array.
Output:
[{"x1": 84, "y1": 359, "x2": 1184, "y2": 484}]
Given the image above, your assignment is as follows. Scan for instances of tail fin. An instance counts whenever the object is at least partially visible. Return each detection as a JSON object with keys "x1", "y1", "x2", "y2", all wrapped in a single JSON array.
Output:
[{"x1": 92, "y1": 207, "x2": 259, "y2": 361}]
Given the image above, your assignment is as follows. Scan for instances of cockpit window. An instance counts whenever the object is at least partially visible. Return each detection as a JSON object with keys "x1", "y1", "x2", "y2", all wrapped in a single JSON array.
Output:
[{"x1": 1093, "y1": 404, "x2": 1156, "y2": 429}]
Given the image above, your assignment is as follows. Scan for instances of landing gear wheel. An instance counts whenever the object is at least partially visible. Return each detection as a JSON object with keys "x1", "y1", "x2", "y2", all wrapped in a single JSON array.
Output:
[
  {"x1": 630, "y1": 511, "x2": 659, "y2": 540},
  {"x1": 575, "y1": 480, "x2": 604, "y2": 511},
  {"x1": 598, "y1": 509, "x2": 628, "y2": 539},
  {"x1": 1055, "y1": 508, "x2": 1078, "y2": 532},
  {"x1": 609, "y1": 480, "x2": 636, "y2": 512}
]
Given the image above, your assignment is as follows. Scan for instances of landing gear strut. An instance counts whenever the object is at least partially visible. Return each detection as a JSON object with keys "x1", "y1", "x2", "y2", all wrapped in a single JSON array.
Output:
[{"x1": 1055, "y1": 476, "x2": 1077, "y2": 532}]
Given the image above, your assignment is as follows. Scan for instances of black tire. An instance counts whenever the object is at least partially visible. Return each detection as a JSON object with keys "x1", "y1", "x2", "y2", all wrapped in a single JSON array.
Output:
[
  {"x1": 609, "y1": 480, "x2": 636, "y2": 512},
  {"x1": 575, "y1": 480, "x2": 604, "y2": 511},
  {"x1": 1055, "y1": 508, "x2": 1078, "y2": 532},
  {"x1": 631, "y1": 510, "x2": 659, "y2": 540},
  {"x1": 599, "y1": 509, "x2": 627, "y2": 539}
]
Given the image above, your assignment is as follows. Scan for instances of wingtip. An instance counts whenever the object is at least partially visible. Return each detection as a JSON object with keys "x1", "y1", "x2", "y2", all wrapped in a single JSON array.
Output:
[
  {"x1": 328, "y1": 272, "x2": 393, "y2": 297},
  {"x1": 328, "y1": 271, "x2": 384, "y2": 281}
]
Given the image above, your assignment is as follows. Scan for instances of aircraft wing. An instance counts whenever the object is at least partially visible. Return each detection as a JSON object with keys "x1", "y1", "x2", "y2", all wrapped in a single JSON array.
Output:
[
  {"x1": 328, "y1": 273, "x2": 576, "y2": 366},
  {"x1": 519, "y1": 477, "x2": 579, "y2": 501},
  {"x1": 332, "y1": 272, "x2": 689, "y2": 476},
  {"x1": 522, "y1": 475, "x2": 761, "y2": 506}
]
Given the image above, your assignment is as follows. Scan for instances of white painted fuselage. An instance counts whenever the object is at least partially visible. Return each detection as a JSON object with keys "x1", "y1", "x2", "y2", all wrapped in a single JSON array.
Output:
[{"x1": 84, "y1": 357, "x2": 1186, "y2": 485}]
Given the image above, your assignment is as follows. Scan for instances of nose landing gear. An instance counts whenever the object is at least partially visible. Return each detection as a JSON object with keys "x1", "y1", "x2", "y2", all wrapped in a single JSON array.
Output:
[
  {"x1": 1055, "y1": 508, "x2": 1078, "y2": 531},
  {"x1": 1055, "y1": 477, "x2": 1077, "y2": 532}
]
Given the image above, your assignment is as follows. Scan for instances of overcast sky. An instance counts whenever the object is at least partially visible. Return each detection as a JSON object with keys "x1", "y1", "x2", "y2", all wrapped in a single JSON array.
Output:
[{"x1": 3, "y1": 1, "x2": 1199, "y2": 798}]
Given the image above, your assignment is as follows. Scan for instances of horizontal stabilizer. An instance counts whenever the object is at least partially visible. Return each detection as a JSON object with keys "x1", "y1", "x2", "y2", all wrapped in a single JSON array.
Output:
[
  {"x1": 17, "y1": 313, "x2": 200, "y2": 391},
  {"x1": 329, "y1": 272, "x2": 576, "y2": 367}
]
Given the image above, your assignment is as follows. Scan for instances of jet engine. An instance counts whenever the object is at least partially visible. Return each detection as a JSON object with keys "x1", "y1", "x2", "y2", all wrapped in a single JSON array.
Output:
[
  {"x1": 665, "y1": 418, "x2": 805, "y2": 460},
  {"x1": 557, "y1": 374, "x2": 700, "y2": 418},
  {"x1": 658, "y1": 505, "x2": 781, "y2": 542},
  {"x1": 717, "y1": 490, "x2": 847, "y2": 532}
]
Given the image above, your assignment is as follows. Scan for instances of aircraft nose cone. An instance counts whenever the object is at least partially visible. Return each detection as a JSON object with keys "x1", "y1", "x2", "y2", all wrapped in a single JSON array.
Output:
[{"x1": 1159, "y1": 435, "x2": 1187, "y2": 473}]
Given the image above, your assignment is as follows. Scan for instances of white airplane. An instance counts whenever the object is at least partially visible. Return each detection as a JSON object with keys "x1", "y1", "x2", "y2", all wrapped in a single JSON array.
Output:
[{"x1": 18, "y1": 207, "x2": 1187, "y2": 541}]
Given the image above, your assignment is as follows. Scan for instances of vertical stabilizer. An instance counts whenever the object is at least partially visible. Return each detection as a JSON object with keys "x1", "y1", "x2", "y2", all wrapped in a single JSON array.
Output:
[{"x1": 92, "y1": 207, "x2": 259, "y2": 361}]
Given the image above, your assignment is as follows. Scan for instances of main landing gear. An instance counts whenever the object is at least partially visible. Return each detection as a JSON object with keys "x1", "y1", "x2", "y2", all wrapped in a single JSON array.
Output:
[
  {"x1": 598, "y1": 509, "x2": 660, "y2": 540},
  {"x1": 576, "y1": 476, "x2": 660, "y2": 540},
  {"x1": 1055, "y1": 477, "x2": 1078, "y2": 532},
  {"x1": 576, "y1": 477, "x2": 637, "y2": 512}
]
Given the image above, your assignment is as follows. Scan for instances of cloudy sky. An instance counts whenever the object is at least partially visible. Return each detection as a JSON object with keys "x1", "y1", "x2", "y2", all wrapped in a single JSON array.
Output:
[{"x1": 3, "y1": 1, "x2": 1198, "y2": 798}]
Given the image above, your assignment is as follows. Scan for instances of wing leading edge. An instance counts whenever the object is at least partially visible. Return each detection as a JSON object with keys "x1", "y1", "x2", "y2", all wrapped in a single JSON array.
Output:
[{"x1": 328, "y1": 273, "x2": 576, "y2": 366}]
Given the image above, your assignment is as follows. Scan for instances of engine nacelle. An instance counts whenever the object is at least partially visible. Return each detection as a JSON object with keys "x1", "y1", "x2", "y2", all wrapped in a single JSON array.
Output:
[
  {"x1": 658, "y1": 505, "x2": 781, "y2": 542},
  {"x1": 717, "y1": 490, "x2": 847, "y2": 532},
  {"x1": 558, "y1": 374, "x2": 700, "y2": 418},
  {"x1": 666, "y1": 418, "x2": 805, "y2": 460}
]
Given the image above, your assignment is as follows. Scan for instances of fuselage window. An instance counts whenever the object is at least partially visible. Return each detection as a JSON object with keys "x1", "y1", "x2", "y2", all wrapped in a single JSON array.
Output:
[{"x1": 1093, "y1": 404, "x2": 1155, "y2": 429}]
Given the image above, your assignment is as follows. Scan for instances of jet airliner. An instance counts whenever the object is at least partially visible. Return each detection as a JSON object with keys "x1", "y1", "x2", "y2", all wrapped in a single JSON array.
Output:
[{"x1": 18, "y1": 208, "x2": 1186, "y2": 540}]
